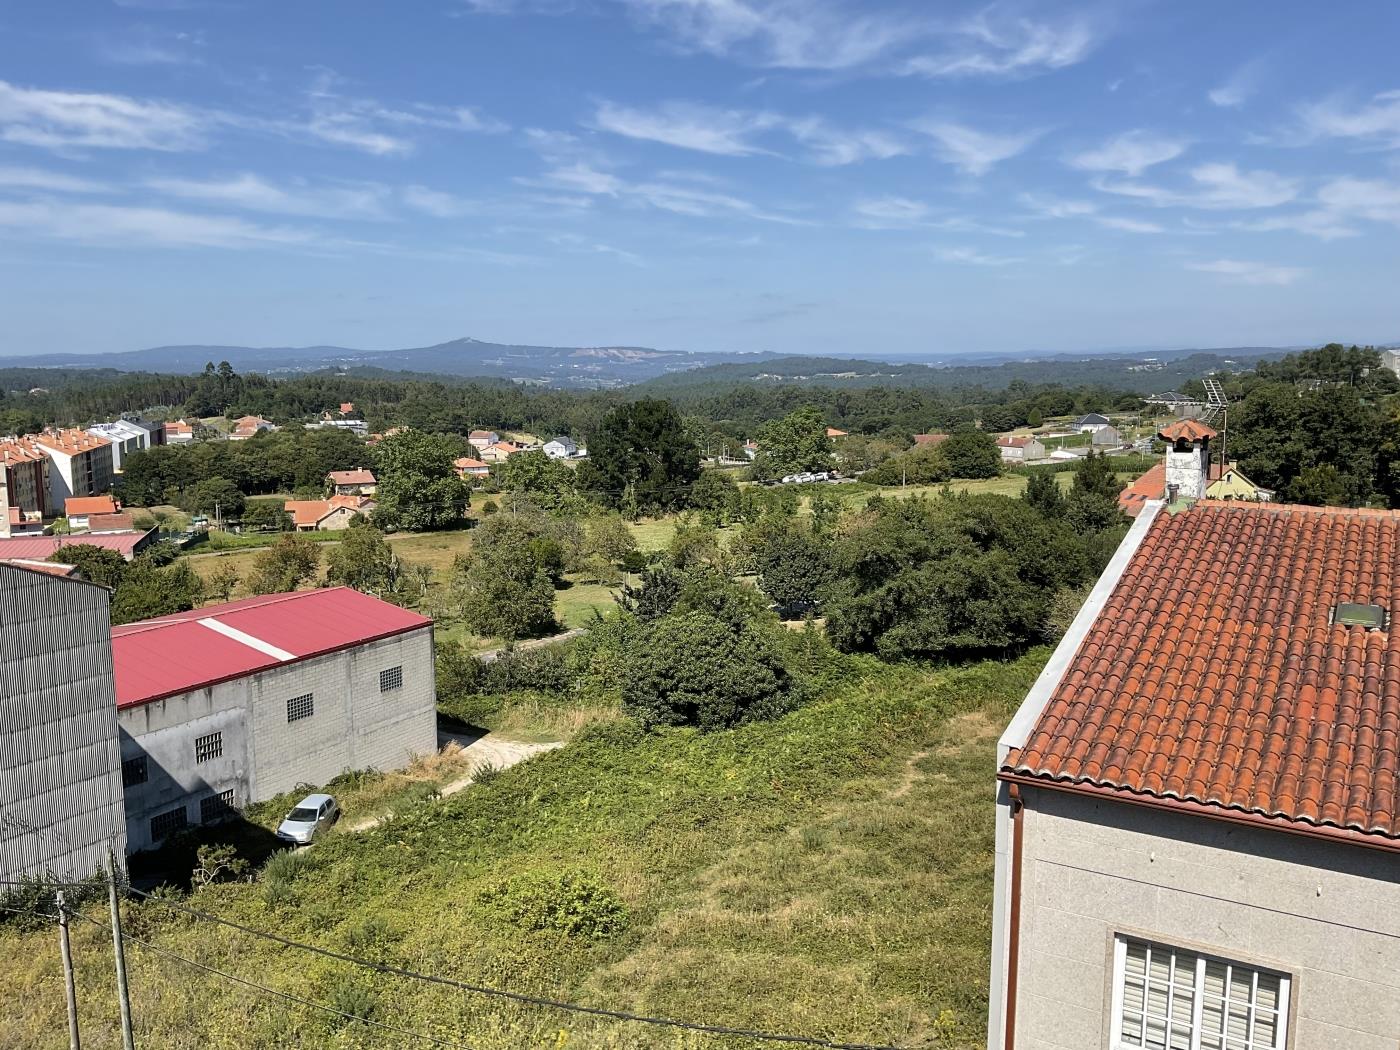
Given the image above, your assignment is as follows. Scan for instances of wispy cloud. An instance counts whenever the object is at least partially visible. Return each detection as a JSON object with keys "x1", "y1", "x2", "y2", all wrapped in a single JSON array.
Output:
[
  {"x1": 528, "y1": 162, "x2": 805, "y2": 223},
  {"x1": 1294, "y1": 90, "x2": 1400, "y2": 149},
  {"x1": 400, "y1": 185, "x2": 481, "y2": 218},
  {"x1": 1095, "y1": 215, "x2": 1164, "y2": 233},
  {"x1": 1092, "y1": 162, "x2": 1298, "y2": 210},
  {"x1": 914, "y1": 120, "x2": 1040, "y2": 175},
  {"x1": 0, "y1": 166, "x2": 107, "y2": 194},
  {"x1": 97, "y1": 27, "x2": 206, "y2": 66},
  {"x1": 1208, "y1": 59, "x2": 1264, "y2": 108},
  {"x1": 0, "y1": 200, "x2": 317, "y2": 249},
  {"x1": 1068, "y1": 130, "x2": 1187, "y2": 176},
  {"x1": 1018, "y1": 192, "x2": 1097, "y2": 218},
  {"x1": 852, "y1": 195, "x2": 1022, "y2": 235},
  {"x1": 146, "y1": 173, "x2": 391, "y2": 219},
  {"x1": 615, "y1": 0, "x2": 1104, "y2": 79},
  {"x1": 1186, "y1": 258, "x2": 1304, "y2": 286},
  {"x1": 935, "y1": 245, "x2": 1020, "y2": 266},
  {"x1": 0, "y1": 79, "x2": 207, "y2": 151}
]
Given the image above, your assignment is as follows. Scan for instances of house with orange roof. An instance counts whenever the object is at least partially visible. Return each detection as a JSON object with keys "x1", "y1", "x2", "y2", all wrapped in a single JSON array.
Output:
[
  {"x1": 229, "y1": 415, "x2": 277, "y2": 440},
  {"x1": 283, "y1": 494, "x2": 376, "y2": 531},
  {"x1": 453, "y1": 456, "x2": 490, "y2": 479},
  {"x1": 825, "y1": 427, "x2": 848, "y2": 439},
  {"x1": 30, "y1": 429, "x2": 114, "y2": 508},
  {"x1": 64, "y1": 494, "x2": 119, "y2": 529},
  {"x1": 989, "y1": 482, "x2": 1400, "y2": 1045},
  {"x1": 165, "y1": 419, "x2": 195, "y2": 444},
  {"x1": 327, "y1": 468, "x2": 377, "y2": 496},
  {"x1": 478, "y1": 441, "x2": 522, "y2": 464},
  {"x1": 912, "y1": 433, "x2": 949, "y2": 447}
]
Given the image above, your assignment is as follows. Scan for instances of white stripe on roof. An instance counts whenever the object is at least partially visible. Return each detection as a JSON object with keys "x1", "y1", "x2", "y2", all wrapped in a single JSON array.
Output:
[{"x1": 197, "y1": 617, "x2": 295, "y2": 661}]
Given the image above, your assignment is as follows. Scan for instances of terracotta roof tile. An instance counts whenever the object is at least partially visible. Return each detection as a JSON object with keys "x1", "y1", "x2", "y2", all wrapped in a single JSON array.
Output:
[
  {"x1": 1003, "y1": 501, "x2": 1400, "y2": 848},
  {"x1": 1159, "y1": 419, "x2": 1217, "y2": 442}
]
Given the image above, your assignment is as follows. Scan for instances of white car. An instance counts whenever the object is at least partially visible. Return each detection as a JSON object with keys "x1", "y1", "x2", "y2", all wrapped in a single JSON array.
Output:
[{"x1": 275, "y1": 793, "x2": 339, "y2": 846}]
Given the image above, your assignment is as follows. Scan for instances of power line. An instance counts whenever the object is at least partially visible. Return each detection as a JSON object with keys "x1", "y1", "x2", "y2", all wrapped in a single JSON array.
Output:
[
  {"x1": 121, "y1": 885, "x2": 904, "y2": 1050},
  {"x1": 62, "y1": 909, "x2": 478, "y2": 1050}
]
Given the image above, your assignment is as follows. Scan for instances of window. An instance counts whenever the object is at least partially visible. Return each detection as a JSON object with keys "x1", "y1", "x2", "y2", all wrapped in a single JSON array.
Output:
[
  {"x1": 194, "y1": 731, "x2": 222, "y2": 763},
  {"x1": 1113, "y1": 936, "x2": 1289, "y2": 1050},
  {"x1": 379, "y1": 666, "x2": 403, "y2": 692},
  {"x1": 121, "y1": 755, "x2": 148, "y2": 787},
  {"x1": 149, "y1": 806, "x2": 188, "y2": 841},
  {"x1": 287, "y1": 693, "x2": 314, "y2": 722},
  {"x1": 200, "y1": 789, "x2": 237, "y2": 824}
]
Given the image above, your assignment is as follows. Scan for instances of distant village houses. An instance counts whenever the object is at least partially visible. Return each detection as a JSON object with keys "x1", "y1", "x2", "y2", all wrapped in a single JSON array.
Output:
[{"x1": 995, "y1": 435, "x2": 1045, "y2": 462}]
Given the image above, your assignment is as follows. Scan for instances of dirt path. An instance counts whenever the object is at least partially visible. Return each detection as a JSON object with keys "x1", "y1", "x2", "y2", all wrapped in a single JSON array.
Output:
[{"x1": 347, "y1": 733, "x2": 563, "y2": 832}]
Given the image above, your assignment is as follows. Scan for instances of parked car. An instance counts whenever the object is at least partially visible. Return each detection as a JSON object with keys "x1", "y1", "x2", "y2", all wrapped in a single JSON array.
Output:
[{"x1": 275, "y1": 793, "x2": 339, "y2": 845}]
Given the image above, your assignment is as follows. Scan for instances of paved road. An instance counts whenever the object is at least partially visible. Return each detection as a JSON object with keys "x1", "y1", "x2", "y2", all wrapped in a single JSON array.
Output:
[{"x1": 347, "y1": 732, "x2": 562, "y2": 832}]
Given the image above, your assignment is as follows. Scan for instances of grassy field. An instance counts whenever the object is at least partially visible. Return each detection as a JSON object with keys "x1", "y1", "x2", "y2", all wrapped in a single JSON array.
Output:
[{"x1": 0, "y1": 651, "x2": 1044, "y2": 1050}]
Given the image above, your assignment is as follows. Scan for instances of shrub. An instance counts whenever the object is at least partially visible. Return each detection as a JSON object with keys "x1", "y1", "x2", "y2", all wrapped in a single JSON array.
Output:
[
  {"x1": 479, "y1": 869, "x2": 626, "y2": 937},
  {"x1": 326, "y1": 976, "x2": 380, "y2": 1026}
]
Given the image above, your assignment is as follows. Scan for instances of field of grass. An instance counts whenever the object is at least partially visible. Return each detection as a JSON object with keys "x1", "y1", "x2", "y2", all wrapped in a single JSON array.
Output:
[
  {"x1": 0, "y1": 651, "x2": 1042, "y2": 1050},
  {"x1": 555, "y1": 579, "x2": 620, "y2": 628}
]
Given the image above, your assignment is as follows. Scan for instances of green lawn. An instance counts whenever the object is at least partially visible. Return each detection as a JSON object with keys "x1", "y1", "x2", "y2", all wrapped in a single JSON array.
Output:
[
  {"x1": 555, "y1": 579, "x2": 621, "y2": 628},
  {"x1": 0, "y1": 652, "x2": 1044, "y2": 1050}
]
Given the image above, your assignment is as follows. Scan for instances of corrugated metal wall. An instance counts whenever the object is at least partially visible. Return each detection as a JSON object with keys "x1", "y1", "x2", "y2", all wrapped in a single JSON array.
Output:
[{"x1": 0, "y1": 564, "x2": 127, "y2": 881}]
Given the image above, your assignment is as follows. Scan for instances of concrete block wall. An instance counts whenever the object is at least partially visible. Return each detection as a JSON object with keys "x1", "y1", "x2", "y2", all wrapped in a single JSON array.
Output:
[{"x1": 1011, "y1": 786, "x2": 1400, "y2": 1050}]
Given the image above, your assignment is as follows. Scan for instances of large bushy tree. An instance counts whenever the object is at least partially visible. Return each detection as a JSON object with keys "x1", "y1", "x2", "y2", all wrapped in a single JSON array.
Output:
[
  {"x1": 751, "y1": 406, "x2": 833, "y2": 481},
  {"x1": 372, "y1": 429, "x2": 470, "y2": 531},
  {"x1": 578, "y1": 399, "x2": 700, "y2": 514}
]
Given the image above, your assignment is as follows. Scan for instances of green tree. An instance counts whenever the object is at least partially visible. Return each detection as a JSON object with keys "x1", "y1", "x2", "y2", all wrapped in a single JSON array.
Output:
[
  {"x1": 1022, "y1": 472, "x2": 1064, "y2": 517},
  {"x1": 865, "y1": 445, "x2": 952, "y2": 486},
  {"x1": 939, "y1": 428, "x2": 1002, "y2": 479},
  {"x1": 585, "y1": 514, "x2": 638, "y2": 565},
  {"x1": 372, "y1": 429, "x2": 470, "y2": 531},
  {"x1": 324, "y1": 525, "x2": 399, "y2": 595},
  {"x1": 241, "y1": 501, "x2": 291, "y2": 532},
  {"x1": 204, "y1": 563, "x2": 240, "y2": 604},
  {"x1": 1063, "y1": 450, "x2": 1125, "y2": 532},
  {"x1": 689, "y1": 470, "x2": 741, "y2": 525},
  {"x1": 110, "y1": 558, "x2": 203, "y2": 625},
  {"x1": 49, "y1": 544, "x2": 128, "y2": 589},
  {"x1": 808, "y1": 487, "x2": 842, "y2": 534},
  {"x1": 753, "y1": 520, "x2": 835, "y2": 612},
  {"x1": 186, "y1": 476, "x2": 245, "y2": 520},
  {"x1": 751, "y1": 406, "x2": 832, "y2": 481},
  {"x1": 578, "y1": 399, "x2": 700, "y2": 514},
  {"x1": 455, "y1": 541, "x2": 557, "y2": 641},
  {"x1": 495, "y1": 450, "x2": 579, "y2": 511},
  {"x1": 247, "y1": 533, "x2": 321, "y2": 595}
]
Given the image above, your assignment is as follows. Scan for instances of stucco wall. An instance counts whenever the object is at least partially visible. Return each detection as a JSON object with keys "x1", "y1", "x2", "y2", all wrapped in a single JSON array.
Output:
[
  {"x1": 1010, "y1": 786, "x2": 1400, "y2": 1050},
  {"x1": 118, "y1": 626, "x2": 436, "y2": 851},
  {"x1": 0, "y1": 566, "x2": 127, "y2": 880}
]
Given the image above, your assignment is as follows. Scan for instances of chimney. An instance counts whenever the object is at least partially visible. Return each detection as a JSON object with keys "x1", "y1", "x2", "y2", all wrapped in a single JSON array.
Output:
[{"x1": 1158, "y1": 421, "x2": 1216, "y2": 503}]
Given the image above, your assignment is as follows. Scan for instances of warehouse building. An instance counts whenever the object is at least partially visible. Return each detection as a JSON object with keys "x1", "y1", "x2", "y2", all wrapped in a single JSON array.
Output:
[
  {"x1": 0, "y1": 563, "x2": 127, "y2": 882},
  {"x1": 111, "y1": 588, "x2": 436, "y2": 852}
]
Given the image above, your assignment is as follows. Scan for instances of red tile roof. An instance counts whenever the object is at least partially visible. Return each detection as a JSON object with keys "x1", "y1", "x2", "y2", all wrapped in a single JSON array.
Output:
[
  {"x1": 1159, "y1": 419, "x2": 1217, "y2": 442},
  {"x1": 33, "y1": 429, "x2": 110, "y2": 454},
  {"x1": 328, "y1": 468, "x2": 376, "y2": 486},
  {"x1": 111, "y1": 587, "x2": 432, "y2": 709},
  {"x1": 1003, "y1": 501, "x2": 1400, "y2": 850},
  {"x1": 826, "y1": 427, "x2": 848, "y2": 438},
  {"x1": 1117, "y1": 462, "x2": 1166, "y2": 517},
  {"x1": 65, "y1": 495, "x2": 119, "y2": 516},
  {"x1": 996, "y1": 436, "x2": 1035, "y2": 448},
  {"x1": 85, "y1": 512, "x2": 135, "y2": 533}
]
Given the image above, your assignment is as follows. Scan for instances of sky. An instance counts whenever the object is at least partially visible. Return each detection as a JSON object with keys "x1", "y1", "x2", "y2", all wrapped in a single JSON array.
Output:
[{"x1": 1, "y1": 1, "x2": 1399, "y2": 359}]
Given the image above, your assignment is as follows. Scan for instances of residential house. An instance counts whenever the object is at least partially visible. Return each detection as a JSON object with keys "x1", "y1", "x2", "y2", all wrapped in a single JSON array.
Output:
[
  {"x1": 0, "y1": 562, "x2": 127, "y2": 882},
  {"x1": 86, "y1": 512, "x2": 136, "y2": 534},
  {"x1": 339, "y1": 402, "x2": 355, "y2": 415},
  {"x1": 742, "y1": 440, "x2": 759, "y2": 461},
  {"x1": 989, "y1": 497, "x2": 1400, "y2": 1050},
  {"x1": 6, "y1": 508, "x2": 44, "y2": 536},
  {"x1": 543, "y1": 436, "x2": 579, "y2": 459},
  {"x1": 1090, "y1": 424, "x2": 1123, "y2": 449},
  {"x1": 1206, "y1": 465, "x2": 1273, "y2": 503},
  {"x1": 913, "y1": 433, "x2": 949, "y2": 447},
  {"x1": 826, "y1": 427, "x2": 848, "y2": 439},
  {"x1": 327, "y1": 468, "x2": 377, "y2": 496},
  {"x1": 31, "y1": 429, "x2": 114, "y2": 508},
  {"x1": 1117, "y1": 462, "x2": 1167, "y2": 518},
  {"x1": 112, "y1": 588, "x2": 436, "y2": 851},
  {"x1": 1074, "y1": 412, "x2": 1112, "y2": 434},
  {"x1": 479, "y1": 441, "x2": 521, "y2": 464},
  {"x1": 65, "y1": 494, "x2": 120, "y2": 529},
  {"x1": 454, "y1": 456, "x2": 490, "y2": 480},
  {"x1": 996, "y1": 435, "x2": 1046, "y2": 462},
  {"x1": 165, "y1": 419, "x2": 195, "y2": 444},
  {"x1": 283, "y1": 494, "x2": 375, "y2": 531},
  {"x1": 468, "y1": 429, "x2": 500, "y2": 451},
  {"x1": 0, "y1": 438, "x2": 51, "y2": 522},
  {"x1": 230, "y1": 415, "x2": 277, "y2": 441}
]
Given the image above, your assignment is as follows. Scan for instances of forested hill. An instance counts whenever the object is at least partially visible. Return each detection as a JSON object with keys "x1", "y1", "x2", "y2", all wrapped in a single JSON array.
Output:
[{"x1": 636, "y1": 350, "x2": 1288, "y2": 394}]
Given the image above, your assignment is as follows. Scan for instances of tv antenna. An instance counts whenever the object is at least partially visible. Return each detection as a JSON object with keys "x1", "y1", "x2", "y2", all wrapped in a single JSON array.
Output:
[{"x1": 1198, "y1": 377, "x2": 1231, "y2": 471}]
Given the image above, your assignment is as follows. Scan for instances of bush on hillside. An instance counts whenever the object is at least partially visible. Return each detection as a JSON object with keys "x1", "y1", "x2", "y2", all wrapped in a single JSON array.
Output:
[{"x1": 479, "y1": 869, "x2": 627, "y2": 938}]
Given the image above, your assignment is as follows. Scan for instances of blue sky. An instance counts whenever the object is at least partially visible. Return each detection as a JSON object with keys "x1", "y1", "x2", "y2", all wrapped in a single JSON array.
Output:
[{"x1": 2, "y1": 1, "x2": 1399, "y2": 358}]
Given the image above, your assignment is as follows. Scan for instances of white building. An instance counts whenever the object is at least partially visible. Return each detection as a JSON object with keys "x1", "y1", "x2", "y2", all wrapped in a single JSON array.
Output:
[
  {"x1": 0, "y1": 563, "x2": 127, "y2": 882},
  {"x1": 86, "y1": 418, "x2": 162, "y2": 471},
  {"x1": 1074, "y1": 412, "x2": 1112, "y2": 434},
  {"x1": 112, "y1": 588, "x2": 437, "y2": 852},
  {"x1": 543, "y1": 436, "x2": 580, "y2": 459},
  {"x1": 996, "y1": 435, "x2": 1046, "y2": 462},
  {"x1": 29, "y1": 429, "x2": 115, "y2": 508},
  {"x1": 468, "y1": 430, "x2": 500, "y2": 451},
  {"x1": 988, "y1": 498, "x2": 1400, "y2": 1050}
]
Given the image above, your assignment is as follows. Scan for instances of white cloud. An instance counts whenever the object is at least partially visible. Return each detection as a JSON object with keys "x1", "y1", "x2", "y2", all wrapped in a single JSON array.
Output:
[
  {"x1": 1092, "y1": 162, "x2": 1298, "y2": 210},
  {"x1": 852, "y1": 196, "x2": 931, "y2": 228},
  {"x1": 1186, "y1": 258, "x2": 1304, "y2": 286},
  {"x1": 1296, "y1": 90, "x2": 1400, "y2": 148},
  {"x1": 1316, "y1": 176, "x2": 1400, "y2": 225},
  {"x1": 532, "y1": 163, "x2": 626, "y2": 196},
  {"x1": 1018, "y1": 192, "x2": 1097, "y2": 218},
  {"x1": 0, "y1": 79, "x2": 206, "y2": 151},
  {"x1": 617, "y1": 1, "x2": 1103, "y2": 79},
  {"x1": 935, "y1": 246, "x2": 1020, "y2": 266},
  {"x1": 98, "y1": 27, "x2": 206, "y2": 66},
  {"x1": 400, "y1": 185, "x2": 481, "y2": 218},
  {"x1": 914, "y1": 120, "x2": 1040, "y2": 175},
  {"x1": 530, "y1": 162, "x2": 803, "y2": 223},
  {"x1": 785, "y1": 117, "x2": 907, "y2": 166},
  {"x1": 147, "y1": 173, "x2": 391, "y2": 219},
  {"x1": 1095, "y1": 215, "x2": 1164, "y2": 233},
  {"x1": 1208, "y1": 60, "x2": 1263, "y2": 108},
  {"x1": 1069, "y1": 130, "x2": 1186, "y2": 176},
  {"x1": 592, "y1": 100, "x2": 779, "y2": 156},
  {"x1": 0, "y1": 166, "x2": 106, "y2": 194},
  {"x1": 0, "y1": 200, "x2": 316, "y2": 249}
]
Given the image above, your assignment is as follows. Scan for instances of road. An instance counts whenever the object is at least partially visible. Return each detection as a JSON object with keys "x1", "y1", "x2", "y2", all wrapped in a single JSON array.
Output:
[{"x1": 346, "y1": 731, "x2": 563, "y2": 833}]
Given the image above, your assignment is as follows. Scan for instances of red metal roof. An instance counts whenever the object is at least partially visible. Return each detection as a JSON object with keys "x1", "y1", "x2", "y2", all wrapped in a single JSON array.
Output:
[
  {"x1": 111, "y1": 587, "x2": 432, "y2": 709},
  {"x1": 1002, "y1": 501, "x2": 1400, "y2": 851},
  {"x1": 0, "y1": 530, "x2": 153, "y2": 562}
]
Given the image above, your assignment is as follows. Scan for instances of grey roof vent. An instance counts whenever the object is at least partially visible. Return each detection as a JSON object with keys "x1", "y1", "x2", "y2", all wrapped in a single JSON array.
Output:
[{"x1": 1332, "y1": 603, "x2": 1388, "y2": 630}]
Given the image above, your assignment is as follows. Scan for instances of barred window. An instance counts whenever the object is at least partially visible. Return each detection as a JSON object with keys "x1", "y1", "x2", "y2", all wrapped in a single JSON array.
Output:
[
  {"x1": 121, "y1": 755, "x2": 148, "y2": 786},
  {"x1": 287, "y1": 693, "x2": 314, "y2": 722},
  {"x1": 1113, "y1": 936, "x2": 1289, "y2": 1050},
  {"x1": 379, "y1": 666, "x2": 403, "y2": 692},
  {"x1": 194, "y1": 731, "x2": 222, "y2": 763},
  {"x1": 149, "y1": 807, "x2": 187, "y2": 841},
  {"x1": 200, "y1": 789, "x2": 237, "y2": 824}
]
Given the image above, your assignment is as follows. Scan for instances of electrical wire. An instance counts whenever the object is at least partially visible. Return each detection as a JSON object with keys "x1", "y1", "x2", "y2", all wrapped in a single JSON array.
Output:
[
  {"x1": 61, "y1": 908, "x2": 478, "y2": 1050},
  {"x1": 118, "y1": 885, "x2": 905, "y2": 1050}
]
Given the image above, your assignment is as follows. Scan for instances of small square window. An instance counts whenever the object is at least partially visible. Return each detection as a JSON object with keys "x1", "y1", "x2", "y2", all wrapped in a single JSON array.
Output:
[
  {"x1": 287, "y1": 693, "x2": 314, "y2": 722},
  {"x1": 380, "y1": 666, "x2": 403, "y2": 692},
  {"x1": 194, "y1": 731, "x2": 222, "y2": 763},
  {"x1": 200, "y1": 789, "x2": 237, "y2": 824},
  {"x1": 149, "y1": 806, "x2": 188, "y2": 842},
  {"x1": 121, "y1": 755, "x2": 148, "y2": 787}
]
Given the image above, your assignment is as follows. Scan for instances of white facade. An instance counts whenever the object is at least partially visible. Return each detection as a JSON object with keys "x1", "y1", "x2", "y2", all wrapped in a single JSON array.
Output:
[
  {"x1": 117, "y1": 626, "x2": 437, "y2": 852},
  {"x1": 543, "y1": 438, "x2": 580, "y2": 459},
  {"x1": 0, "y1": 564, "x2": 127, "y2": 881},
  {"x1": 87, "y1": 420, "x2": 148, "y2": 471},
  {"x1": 1164, "y1": 440, "x2": 1209, "y2": 501}
]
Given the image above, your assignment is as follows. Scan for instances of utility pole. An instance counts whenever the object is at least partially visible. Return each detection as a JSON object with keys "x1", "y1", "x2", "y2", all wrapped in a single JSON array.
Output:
[
  {"x1": 56, "y1": 891, "x2": 81, "y2": 1050},
  {"x1": 214, "y1": 500, "x2": 222, "y2": 532},
  {"x1": 106, "y1": 853, "x2": 135, "y2": 1050}
]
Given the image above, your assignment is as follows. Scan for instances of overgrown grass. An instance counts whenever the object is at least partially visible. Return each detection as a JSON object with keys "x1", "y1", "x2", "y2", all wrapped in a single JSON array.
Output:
[{"x1": 0, "y1": 651, "x2": 1046, "y2": 1049}]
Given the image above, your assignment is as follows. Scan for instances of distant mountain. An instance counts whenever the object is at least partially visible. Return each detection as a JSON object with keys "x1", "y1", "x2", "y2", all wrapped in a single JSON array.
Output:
[{"x1": 6, "y1": 337, "x2": 778, "y2": 389}]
